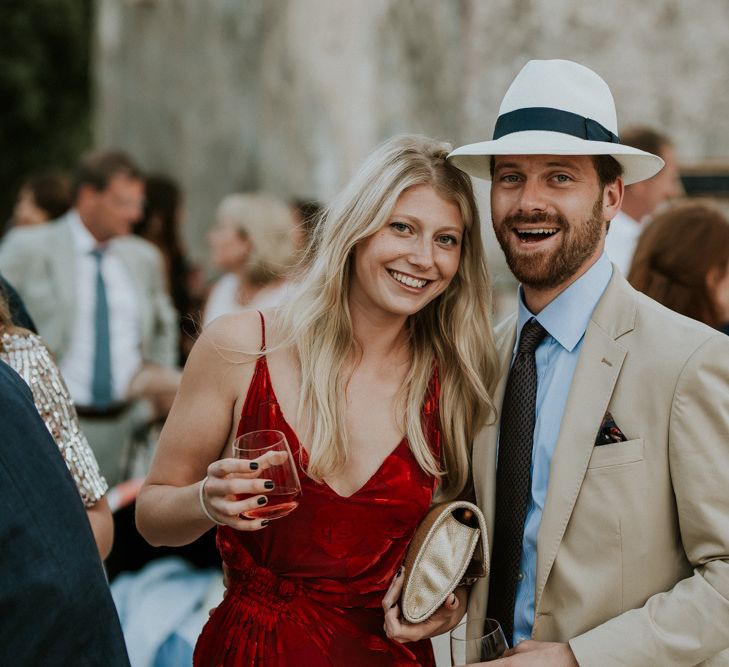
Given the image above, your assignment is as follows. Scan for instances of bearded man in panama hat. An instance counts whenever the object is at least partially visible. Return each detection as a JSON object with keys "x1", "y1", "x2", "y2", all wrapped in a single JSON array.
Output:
[{"x1": 384, "y1": 60, "x2": 729, "y2": 666}]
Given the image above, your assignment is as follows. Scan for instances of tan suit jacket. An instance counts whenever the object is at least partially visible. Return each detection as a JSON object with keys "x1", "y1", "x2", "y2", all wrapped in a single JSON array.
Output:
[{"x1": 469, "y1": 270, "x2": 729, "y2": 666}]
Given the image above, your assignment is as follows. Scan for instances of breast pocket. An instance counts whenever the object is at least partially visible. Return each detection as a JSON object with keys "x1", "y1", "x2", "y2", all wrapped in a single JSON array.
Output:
[{"x1": 587, "y1": 438, "x2": 644, "y2": 469}]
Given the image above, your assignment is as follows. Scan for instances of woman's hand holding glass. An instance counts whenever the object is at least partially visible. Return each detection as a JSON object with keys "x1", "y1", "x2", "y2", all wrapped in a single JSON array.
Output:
[
  {"x1": 201, "y1": 449, "x2": 291, "y2": 530},
  {"x1": 201, "y1": 430, "x2": 301, "y2": 529}
]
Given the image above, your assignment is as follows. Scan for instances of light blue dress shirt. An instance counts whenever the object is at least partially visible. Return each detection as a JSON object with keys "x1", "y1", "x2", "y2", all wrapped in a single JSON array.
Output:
[{"x1": 509, "y1": 252, "x2": 613, "y2": 646}]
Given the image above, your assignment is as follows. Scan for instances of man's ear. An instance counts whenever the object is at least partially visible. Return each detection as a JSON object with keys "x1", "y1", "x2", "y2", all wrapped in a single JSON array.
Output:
[
  {"x1": 75, "y1": 183, "x2": 98, "y2": 208},
  {"x1": 602, "y1": 178, "x2": 624, "y2": 221},
  {"x1": 706, "y1": 264, "x2": 723, "y2": 293}
]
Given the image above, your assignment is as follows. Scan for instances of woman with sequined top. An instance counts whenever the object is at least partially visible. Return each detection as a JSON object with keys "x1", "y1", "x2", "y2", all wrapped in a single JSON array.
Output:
[{"x1": 0, "y1": 294, "x2": 113, "y2": 559}]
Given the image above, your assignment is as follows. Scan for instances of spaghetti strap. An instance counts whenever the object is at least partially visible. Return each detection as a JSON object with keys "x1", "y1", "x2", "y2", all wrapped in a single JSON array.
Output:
[{"x1": 257, "y1": 310, "x2": 266, "y2": 352}]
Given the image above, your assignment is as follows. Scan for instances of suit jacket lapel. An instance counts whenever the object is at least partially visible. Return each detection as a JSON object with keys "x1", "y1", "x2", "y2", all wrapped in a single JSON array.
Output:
[
  {"x1": 534, "y1": 270, "x2": 636, "y2": 613},
  {"x1": 474, "y1": 315, "x2": 517, "y2": 557}
]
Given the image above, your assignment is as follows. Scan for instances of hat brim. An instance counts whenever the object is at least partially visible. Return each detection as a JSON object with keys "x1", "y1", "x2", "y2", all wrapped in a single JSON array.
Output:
[{"x1": 447, "y1": 130, "x2": 665, "y2": 185}]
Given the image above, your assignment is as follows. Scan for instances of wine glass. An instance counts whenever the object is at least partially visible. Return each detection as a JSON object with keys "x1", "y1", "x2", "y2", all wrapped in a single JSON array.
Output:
[
  {"x1": 450, "y1": 617, "x2": 508, "y2": 664},
  {"x1": 233, "y1": 429, "x2": 302, "y2": 521}
]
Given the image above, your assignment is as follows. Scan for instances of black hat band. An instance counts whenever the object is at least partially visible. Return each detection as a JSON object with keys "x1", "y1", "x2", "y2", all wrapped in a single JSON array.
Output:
[{"x1": 493, "y1": 107, "x2": 621, "y2": 144}]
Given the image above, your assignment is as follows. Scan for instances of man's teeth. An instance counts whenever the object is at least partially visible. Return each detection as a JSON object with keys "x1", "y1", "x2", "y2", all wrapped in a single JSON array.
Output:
[
  {"x1": 390, "y1": 271, "x2": 427, "y2": 288},
  {"x1": 519, "y1": 228, "x2": 558, "y2": 236}
]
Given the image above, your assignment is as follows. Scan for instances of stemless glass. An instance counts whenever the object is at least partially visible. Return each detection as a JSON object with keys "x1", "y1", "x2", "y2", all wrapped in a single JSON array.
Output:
[
  {"x1": 233, "y1": 429, "x2": 302, "y2": 521},
  {"x1": 450, "y1": 617, "x2": 508, "y2": 664}
]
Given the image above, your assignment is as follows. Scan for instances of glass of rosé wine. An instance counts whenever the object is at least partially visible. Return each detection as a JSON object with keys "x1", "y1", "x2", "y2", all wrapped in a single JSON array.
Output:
[{"x1": 233, "y1": 429, "x2": 301, "y2": 521}]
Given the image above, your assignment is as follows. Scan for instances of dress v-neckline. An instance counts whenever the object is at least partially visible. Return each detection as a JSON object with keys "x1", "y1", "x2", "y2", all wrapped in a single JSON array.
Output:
[
  {"x1": 292, "y1": 428, "x2": 408, "y2": 500},
  {"x1": 245, "y1": 355, "x2": 409, "y2": 500}
]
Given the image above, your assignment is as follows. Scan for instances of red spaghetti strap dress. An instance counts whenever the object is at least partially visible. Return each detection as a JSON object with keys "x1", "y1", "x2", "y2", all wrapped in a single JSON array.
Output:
[{"x1": 193, "y1": 314, "x2": 440, "y2": 666}]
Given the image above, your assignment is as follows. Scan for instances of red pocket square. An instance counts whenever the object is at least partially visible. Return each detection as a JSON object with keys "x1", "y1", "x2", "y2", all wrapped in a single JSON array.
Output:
[{"x1": 595, "y1": 411, "x2": 628, "y2": 445}]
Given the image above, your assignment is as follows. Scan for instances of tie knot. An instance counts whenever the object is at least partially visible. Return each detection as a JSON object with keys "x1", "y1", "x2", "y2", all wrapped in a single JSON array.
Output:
[
  {"x1": 517, "y1": 318, "x2": 547, "y2": 354},
  {"x1": 90, "y1": 247, "x2": 106, "y2": 261}
]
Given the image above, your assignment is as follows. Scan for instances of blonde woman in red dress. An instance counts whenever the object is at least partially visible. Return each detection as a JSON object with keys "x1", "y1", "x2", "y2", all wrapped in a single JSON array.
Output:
[{"x1": 136, "y1": 135, "x2": 499, "y2": 666}]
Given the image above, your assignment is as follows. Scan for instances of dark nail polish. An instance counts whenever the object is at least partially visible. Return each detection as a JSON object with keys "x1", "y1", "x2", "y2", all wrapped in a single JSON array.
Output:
[
  {"x1": 395, "y1": 567, "x2": 402, "y2": 578},
  {"x1": 264, "y1": 481, "x2": 274, "y2": 490},
  {"x1": 249, "y1": 462, "x2": 259, "y2": 471},
  {"x1": 261, "y1": 520, "x2": 270, "y2": 526},
  {"x1": 390, "y1": 602, "x2": 398, "y2": 609},
  {"x1": 257, "y1": 496, "x2": 267, "y2": 505}
]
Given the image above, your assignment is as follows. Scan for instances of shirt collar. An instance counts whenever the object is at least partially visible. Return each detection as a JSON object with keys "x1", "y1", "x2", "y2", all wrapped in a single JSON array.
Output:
[{"x1": 516, "y1": 252, "x2": 613, "y2": 352}]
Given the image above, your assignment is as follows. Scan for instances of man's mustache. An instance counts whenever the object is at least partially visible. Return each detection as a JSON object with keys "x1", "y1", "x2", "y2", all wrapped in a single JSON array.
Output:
[{"x1": 499, "y1": 212, "x2": 569, "y2": 228}]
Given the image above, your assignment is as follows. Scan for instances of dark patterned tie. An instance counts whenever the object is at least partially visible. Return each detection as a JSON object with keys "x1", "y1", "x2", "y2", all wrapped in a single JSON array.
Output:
[{"x1": 487, "y1": 317, "x2": 548, "y2": 644}]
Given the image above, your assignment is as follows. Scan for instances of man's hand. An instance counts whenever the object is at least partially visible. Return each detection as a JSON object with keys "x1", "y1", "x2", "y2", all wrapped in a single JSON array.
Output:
[
  {"x1": 461, "y1": 641, "x2": 578, "y2": 667},
  {"x1": 382, "y1": 567, "x2": 467, "y2": 643}
]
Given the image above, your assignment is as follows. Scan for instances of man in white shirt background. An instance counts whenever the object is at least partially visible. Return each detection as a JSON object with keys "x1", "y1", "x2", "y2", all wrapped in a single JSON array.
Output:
[
  {"x1": 604, "y1": 127, "x2": 684, "y2": 276},
  {"x1": 0, "y1": 150, "x2": 179, "y2": 486}
]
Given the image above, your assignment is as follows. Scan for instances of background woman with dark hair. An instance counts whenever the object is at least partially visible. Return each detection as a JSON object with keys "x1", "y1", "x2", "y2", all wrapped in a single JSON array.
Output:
[
  {"x1": 11, "y1": 169, "x2": 72, "y2": 229},
  {"x1": 134, "y1": 174, "x2": 204, "y2": 363},
  {"x1": 628, "y1": 199, "x2": 729, "y2": 330}
]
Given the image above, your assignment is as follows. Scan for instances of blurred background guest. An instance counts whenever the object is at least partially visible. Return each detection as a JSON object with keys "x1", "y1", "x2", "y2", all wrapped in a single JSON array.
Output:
[
  {"x1": 0, "y1": 150, "x2": 179, "y2": 487},
  {"x1": 0, "y1": 288, "x2": 113, "y2": 559},
  {"x1": 134, "y1": 174, "x2": 205, "y2": 365},
  {"x1": 202, "y1": 192, "x2": 298, "y2": 325},
  {"x1": 605, "y1": 126, "x2": 684, "y2": 275},
  {"x1": 9, "y1": 169, "x2": 72, "y2": 230},
  {"x1": 628, "y1": 199, "x2": 729, "y2": 331}
]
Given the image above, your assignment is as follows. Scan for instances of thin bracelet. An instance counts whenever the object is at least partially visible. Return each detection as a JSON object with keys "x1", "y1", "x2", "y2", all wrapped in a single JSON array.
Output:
[{"x1": 199, "y1": 476, "x2": 225, "y2": 525}]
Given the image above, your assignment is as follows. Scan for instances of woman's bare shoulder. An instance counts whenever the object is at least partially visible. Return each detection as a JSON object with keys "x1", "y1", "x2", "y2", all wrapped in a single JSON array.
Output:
[{"x1": 196, "y1": 310, "x2": 266, "y2": 361}]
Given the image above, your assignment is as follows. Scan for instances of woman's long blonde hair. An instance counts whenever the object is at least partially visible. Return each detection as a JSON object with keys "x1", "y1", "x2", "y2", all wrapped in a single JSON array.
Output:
[{"x1": 279, "y1": 134, "x2": 498, "y2": 498}]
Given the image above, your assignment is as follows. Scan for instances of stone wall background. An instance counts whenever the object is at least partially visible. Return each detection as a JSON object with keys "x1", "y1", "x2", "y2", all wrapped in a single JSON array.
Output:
[{"x1": 94, "y1": 0, "x2": 729, "y2": 293}]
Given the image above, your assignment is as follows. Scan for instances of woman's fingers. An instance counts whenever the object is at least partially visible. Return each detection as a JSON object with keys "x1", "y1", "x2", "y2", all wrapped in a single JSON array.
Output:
[
  {"x1": 209, "y1": 456, "x2": 261, "y2": 479},
  {"x1": 383, "y1": 593, "x2": 408, "y2": 642},
  {"x1": 444, "y1": 593, "x2": 458, "y2": 609},
  {"x1": 382, "y1": 566, "x2": 405, "y2": 611},
  {"x1": 207, "y1": 475, "x2": 274, "y2": 498},
  {"x1": 382, "y1": 567, "x2": 410, "y2": 642},
  {"x1": 202, "y1": 485, "x2": 271, "y2": 531},
  {"x1": 228, "y1": 493, "x2": 271, "y2": 517},
  {"x1": 208, "y1": 452, "x2": 287, "y2": 481},
  {"x1": 253, "y1": 450, "x2": 289, "y2": 471},
  {"x1": 227, "y1": 515, "x2": 270, "y2": 532}
]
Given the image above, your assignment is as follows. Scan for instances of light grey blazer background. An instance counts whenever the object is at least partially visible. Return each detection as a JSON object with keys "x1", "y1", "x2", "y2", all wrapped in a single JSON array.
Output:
[
  {"x1": 0, "y1": 214, "x2": 178, "y2": 369},
  {"x1": 0, "y1": 215, "x2": 178, "y2": 485}
]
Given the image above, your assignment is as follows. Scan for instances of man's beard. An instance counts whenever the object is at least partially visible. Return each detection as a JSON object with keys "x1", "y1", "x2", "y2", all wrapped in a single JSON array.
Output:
[{"x1": 493, "y1": 195, "x2": 605, "y2": 290}]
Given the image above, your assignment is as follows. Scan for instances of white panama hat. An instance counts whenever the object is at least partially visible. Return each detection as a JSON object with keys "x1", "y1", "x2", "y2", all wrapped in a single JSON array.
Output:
[{"x1": 448, "y1": 59, "x2": 664, "y2": 185}]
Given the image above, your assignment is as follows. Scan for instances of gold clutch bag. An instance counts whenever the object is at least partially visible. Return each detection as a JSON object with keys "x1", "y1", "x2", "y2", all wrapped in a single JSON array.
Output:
[{"x1": 400, "y1": 500, "x2": 488, "y2": 624}]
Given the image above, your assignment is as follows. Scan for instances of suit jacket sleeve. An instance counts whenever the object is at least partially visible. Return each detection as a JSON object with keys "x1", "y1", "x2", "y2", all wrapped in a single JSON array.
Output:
[
  {"x1": 0, "y1": 230, "x2": 31, "y2": 293},
  {"x1": 569, "y1": 333, "x2": 729, "y2": 666}
]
